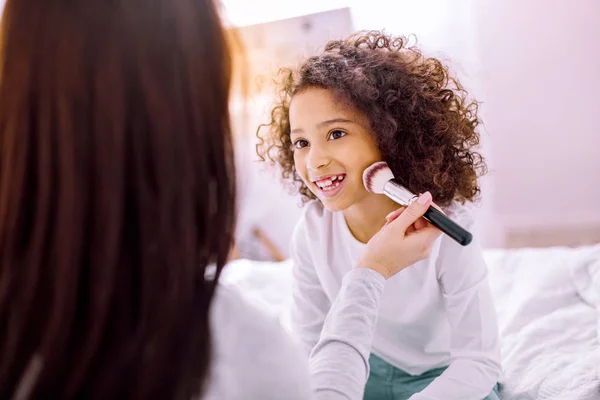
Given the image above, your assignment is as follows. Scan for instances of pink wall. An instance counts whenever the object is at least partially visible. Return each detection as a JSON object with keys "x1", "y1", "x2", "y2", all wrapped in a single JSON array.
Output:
[
  {"x1": 365, "y1": 0, "x2": 600, "y2": 245},
  {"x1": 475, "y1": 0, "x2": 600, "y2": 238}
]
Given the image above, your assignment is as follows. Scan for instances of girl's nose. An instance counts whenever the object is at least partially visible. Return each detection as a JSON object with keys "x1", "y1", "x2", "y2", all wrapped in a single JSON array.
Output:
[{"x1": 306, "y1": 145, "x2": 331, "y2": 171}]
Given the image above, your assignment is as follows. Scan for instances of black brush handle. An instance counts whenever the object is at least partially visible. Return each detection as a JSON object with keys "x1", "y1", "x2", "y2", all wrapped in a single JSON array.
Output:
[{"x1": 422, "y1": 206, "x2": 473, "y2": 246}]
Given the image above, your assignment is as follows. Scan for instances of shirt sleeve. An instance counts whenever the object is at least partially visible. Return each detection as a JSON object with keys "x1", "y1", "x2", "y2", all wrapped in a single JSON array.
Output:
[
  {"x1": 288, "y1": 219, "x2": 333, "y2": 357},
  {"x1": 310, "y1": 268, "x2": 386, "y2": 399},
  {"x1": 207, "y1": 268, "x2": 385, "y2": 400},
  {"x1": 410, "y1": 209, "x2": 502, "y2": 400}
]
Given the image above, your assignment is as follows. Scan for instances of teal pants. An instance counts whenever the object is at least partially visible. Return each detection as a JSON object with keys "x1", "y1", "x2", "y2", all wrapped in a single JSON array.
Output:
[{"x1": 364, "y1": 354, "x2": 501, "y2": 400}]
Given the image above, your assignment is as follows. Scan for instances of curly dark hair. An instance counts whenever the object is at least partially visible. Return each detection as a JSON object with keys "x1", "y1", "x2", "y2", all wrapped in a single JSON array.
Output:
[{"x1": 256, "y1": 31, "x2": 487, "y2": 208}]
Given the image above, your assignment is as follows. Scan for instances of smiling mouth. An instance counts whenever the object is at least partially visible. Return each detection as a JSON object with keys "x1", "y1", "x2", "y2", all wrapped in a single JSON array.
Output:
[{"x1": 313, "y1": 174, "x2": 346, "y2": 192}]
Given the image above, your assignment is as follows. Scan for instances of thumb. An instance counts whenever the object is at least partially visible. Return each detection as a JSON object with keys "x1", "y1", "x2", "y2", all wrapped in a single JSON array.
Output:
[{"x1": 390, "y1": 192, "x2": 433, "y2": 233}]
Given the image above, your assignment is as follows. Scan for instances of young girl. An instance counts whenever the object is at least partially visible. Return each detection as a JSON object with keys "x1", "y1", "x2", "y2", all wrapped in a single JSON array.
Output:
[{"x1": 258, "y1": 32, "x2": 502, "y2": 400}]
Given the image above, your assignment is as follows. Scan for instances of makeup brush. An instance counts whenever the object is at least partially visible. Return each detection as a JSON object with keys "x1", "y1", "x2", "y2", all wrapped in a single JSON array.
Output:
[{"x1": 362, "y1": 161, "x2": 473, "y2": 246}]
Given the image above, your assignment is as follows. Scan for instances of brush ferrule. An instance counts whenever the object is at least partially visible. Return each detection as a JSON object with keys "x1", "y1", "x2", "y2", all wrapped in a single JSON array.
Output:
[{"x1": 383, "y1": 180, "x2": 417, "y2": 206}]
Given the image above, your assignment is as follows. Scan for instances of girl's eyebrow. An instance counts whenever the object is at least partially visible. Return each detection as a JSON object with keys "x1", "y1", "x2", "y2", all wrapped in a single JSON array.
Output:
[
  {"x1": 291, "y1": 118, "x2": 356, "y2": 135},
  {"x1": 317, "y1": 118, "x2": 355, "y2": 128}
]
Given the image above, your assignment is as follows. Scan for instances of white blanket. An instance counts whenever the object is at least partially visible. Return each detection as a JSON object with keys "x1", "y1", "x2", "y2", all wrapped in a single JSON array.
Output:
[
  {"x1": 221, "y1": 245, "x2": 600, "y2": 400},
  {"x1": 486, "y1": 245, "x2": 600, "y2": 400}
]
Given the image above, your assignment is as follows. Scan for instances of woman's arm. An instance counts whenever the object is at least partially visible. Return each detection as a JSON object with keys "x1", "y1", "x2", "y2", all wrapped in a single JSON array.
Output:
[{"x1": 309, "y1": 268, "x2": 385, "y2": 398}]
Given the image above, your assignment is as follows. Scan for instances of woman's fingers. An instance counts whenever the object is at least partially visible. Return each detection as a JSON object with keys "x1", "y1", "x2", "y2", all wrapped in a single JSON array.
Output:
[
  {"x1": 384, "y1": 197, "x2": 443, "y2": 233},
  {"x1": 411, "y1": 196, "x2": 442, "y2": 230},
  {"x1": 387, "y1": 192, "x2": 432, "y2": 233},
  {"x1": 385, "y1": 207, "x2": 406, "y2": 222},
  {"x1": 383, "y1": 207, "x2": 405, "y2": 227},
  {"x1": 413, "y1": 215, "x2": 428, "y2": 230},
  {"x1": 405, "y1": 224, "x2": 442, "y2": 258}
]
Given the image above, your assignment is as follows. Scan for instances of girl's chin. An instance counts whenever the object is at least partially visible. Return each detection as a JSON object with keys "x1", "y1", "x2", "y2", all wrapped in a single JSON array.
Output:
[{"x1": 319, "y1": 196, "x2": 352, "y2": 213}]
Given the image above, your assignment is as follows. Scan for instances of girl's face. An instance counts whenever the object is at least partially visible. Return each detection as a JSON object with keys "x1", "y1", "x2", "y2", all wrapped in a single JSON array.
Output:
[{"x1": 289, "y1": 87, "x2": 382, "y2": 212}]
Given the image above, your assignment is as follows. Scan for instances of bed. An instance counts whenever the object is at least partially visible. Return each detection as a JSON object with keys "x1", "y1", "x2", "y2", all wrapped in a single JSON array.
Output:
[{"x1": 221, "y1": 244, "x2": 600, "y2": 400}]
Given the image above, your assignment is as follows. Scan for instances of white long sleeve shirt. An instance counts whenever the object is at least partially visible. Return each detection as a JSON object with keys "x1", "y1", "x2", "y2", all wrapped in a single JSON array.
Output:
[
  {"x1": 289, "y1": 200, "x2": 502, "y2": 400},
  {"x1": 205, "y1": 267, "x2": 386, "y2": 399}
]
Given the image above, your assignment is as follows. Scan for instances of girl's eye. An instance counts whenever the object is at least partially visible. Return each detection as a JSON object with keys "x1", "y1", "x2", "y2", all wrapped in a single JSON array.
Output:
[
  {"x1": 329, "y1": 130, "x2": 347, "y2": 140},
  {"x1": 293, "y1": 139, "x2": 309, "y2": 149}
]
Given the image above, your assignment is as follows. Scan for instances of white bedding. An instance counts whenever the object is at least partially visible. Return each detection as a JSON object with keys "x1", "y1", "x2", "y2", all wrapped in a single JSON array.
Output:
[{"x1": 221, "y1": 245, "x2": 600, "y2": 400}]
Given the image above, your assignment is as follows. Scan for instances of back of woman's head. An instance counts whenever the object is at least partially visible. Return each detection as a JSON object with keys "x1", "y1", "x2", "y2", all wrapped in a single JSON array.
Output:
[{"x1": 0, "y1": 0, "x2": 235, "y2": 398}]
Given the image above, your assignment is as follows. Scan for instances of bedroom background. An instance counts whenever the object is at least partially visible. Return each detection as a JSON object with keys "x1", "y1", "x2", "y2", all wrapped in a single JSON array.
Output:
[
  {"x1": 0, "y1": 1, "x2": 596, "y2": 398},
  {"x1": 223, "y1": 0, "x2": 600, "y2": 261}
]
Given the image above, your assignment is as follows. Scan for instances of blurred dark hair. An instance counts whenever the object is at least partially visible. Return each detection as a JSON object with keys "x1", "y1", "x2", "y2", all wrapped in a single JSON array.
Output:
[{"x1": 0, "y1": 0, "x2": 235, "y2": 398}]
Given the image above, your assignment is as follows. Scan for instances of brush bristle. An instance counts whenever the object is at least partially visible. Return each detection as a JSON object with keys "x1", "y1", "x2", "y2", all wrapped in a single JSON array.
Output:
[{"x1": 363, "y1": 161, "x2": 394, "y2": 194}]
